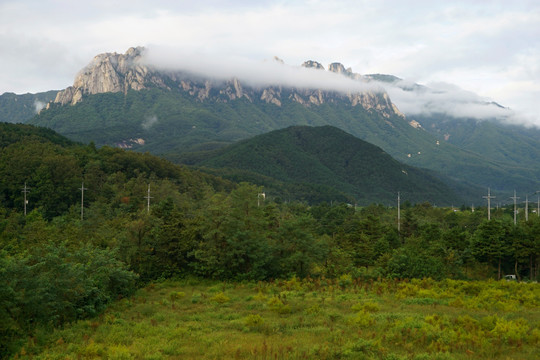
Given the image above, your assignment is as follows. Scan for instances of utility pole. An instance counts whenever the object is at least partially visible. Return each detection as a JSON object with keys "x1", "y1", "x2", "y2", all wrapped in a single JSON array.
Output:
[
  {"x1": 79, "y1": 182, "x2": 87, "y2": 220},
  {"x1": 524, "y1": 195, "x2": 529, "y2": 222},
  {"x1": 510, "y1": 190, "x2": 519, "y2": 225},
  {"x1": 21, "y1": 182, "x2": 30, "y2": 216},
  {"x1": 144, "y1": 184, "x2": 152, "y2": 214},
  {"x1": 483, "y1": 188, "x2": 495, "y2": 220},
  {"x1": 397, "y1": 192, "x2": 401, "y2": 233}
]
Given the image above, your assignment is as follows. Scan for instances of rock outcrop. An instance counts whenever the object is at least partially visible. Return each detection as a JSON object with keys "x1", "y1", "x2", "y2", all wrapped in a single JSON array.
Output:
[
  {"x1": 328, "y1": 62, "x2": 351, "y2": 76},
  {"x1": 53, "y1": 47, "x2": 404, "y2": 119},
  {"x1": 302, "y1": 60, "x2": 325, "y2": 70},
  {"x1": 55, "y1": 47, "x2": 156, "y2": 105}
]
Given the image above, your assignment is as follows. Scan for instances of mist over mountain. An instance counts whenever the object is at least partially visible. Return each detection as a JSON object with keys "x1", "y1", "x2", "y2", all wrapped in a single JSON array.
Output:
[
  {"x1": 50, "y1": 45, "x2": 518, "y2": 125},
  {"x1": 141, "y1": 46, "x2": 520, "y2": 125}
]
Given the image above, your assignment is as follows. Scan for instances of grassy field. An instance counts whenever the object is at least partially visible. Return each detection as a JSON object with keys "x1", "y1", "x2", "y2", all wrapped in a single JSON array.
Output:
[{"x1": 16, "y1": 277, "x2": 540, "y2": 359}]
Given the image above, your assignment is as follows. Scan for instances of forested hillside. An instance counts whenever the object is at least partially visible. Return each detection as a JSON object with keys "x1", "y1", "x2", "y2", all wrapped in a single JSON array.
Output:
[
  {"x1": 1, "y1": 123, "x2": 539, "y2": 358},
  {"x1": 28, "y1": 87, "x2": 540, "y2": 195},
  {"x1": 415, "y1": 114, "x2": 540, "y2": 168},
  {"x1": 0, "y1": 91, "x2": 57, "y2": 123},
  {"x1": 180, "y1": 125, "x2": 477, "y2": 205}
]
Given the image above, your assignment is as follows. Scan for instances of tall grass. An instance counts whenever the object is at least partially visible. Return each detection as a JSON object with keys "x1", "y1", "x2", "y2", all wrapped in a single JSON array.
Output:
[{"x1": 16, "y1": 277, "x2": 540, "y2": 359}]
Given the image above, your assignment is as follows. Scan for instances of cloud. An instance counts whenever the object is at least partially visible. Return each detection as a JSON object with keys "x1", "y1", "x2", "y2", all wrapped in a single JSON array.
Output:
[
  {"x1": 142, "y1": 45, "x2": 528, "y2": 125},
  {"x1": 1, "y1": 1, "x2": 539, "y2": 126},
  {"x1": 142, "y1": 45, "x2": 384, "y2": 94},
  {"x1": 142, "y1": 115, "x2": 158, "y2": 130},
  {"x1": 384, "y1": 81, "x2": 510, "y2": 118},
  {"x1": 33, "y1": 99, "x2": 46, "y2": 114}
]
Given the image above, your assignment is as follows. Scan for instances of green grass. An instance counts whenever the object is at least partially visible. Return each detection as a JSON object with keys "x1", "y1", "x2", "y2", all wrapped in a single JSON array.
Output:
[{"x1": 16, "y1": 278, "x2": 540, "y2": 359}]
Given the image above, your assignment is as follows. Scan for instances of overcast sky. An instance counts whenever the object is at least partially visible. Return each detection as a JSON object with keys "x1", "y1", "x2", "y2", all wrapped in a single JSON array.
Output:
[{"x1": 1, "y1": 0, "x2": 539, "y2": 125}]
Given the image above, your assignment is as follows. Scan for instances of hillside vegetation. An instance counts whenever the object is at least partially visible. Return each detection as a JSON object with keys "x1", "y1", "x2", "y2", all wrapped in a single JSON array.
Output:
[
  {"x1": 180, "y1": 125, "x2": 476, "y2": 205},
  {"x1": 1, "y1": 123, "x2": 539, "y2": 358},
  {"x1": 0, "y1": 91, "x2": 57, "y2": 124},
  {"x1": 416, "y1": 114, "x2": 540, "y2": 169},
  {"x1": 28, "y1": 88, "x2": 540, "y2": 194}
]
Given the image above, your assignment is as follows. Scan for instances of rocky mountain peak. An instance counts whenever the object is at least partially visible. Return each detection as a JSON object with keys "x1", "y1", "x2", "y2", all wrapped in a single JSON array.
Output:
[
  {"x1": 328, "y1": 62, "x2": 353, "y2": 76},
  {"x1": 55, "y1": 46, "x2": 152, "y2": 105},
  {"x1": 302, "y1": 60, "x2": 325, "y2": 70},
  {"x1": 51, "y1": 47, "x2": 404, "y2": 119}
]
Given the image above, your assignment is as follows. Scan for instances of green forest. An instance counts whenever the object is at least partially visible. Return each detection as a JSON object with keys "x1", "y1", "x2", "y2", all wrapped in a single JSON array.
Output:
[
  {"x1": 178, "y1": 125, "x2": 478, "y2": 205},
  {"x1": 28, "y1": 88, "x2": 540, "y2": 195},
  {"x1": 1, "y1": 123, "x2": 539, "y2": 359}
]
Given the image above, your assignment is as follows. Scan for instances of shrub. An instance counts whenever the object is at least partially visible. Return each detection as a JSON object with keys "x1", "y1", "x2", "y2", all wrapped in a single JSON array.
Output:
[
  {"x1": 491, "y1": 317, "x2": 530, "y2": 344},
  {"x1": 210, "y1": 292, "x2": 230, "y2": 304},
  {"x1": 348, "y1": 310, "x2": 375, "y2": 327},
  {"x1": 169, "y1": 291, "x2": 185, "y2": 305},
  {"x1": 267, "y1": 296, "x2": 291, "y2": 314},
  {"x1": 191, "y1": 293, "x2": 202, "y2": 304},
  {"x1": 243, "y1": 314, "x2": 265, "y2": 327},
  {"x1": 352, "y1": 301, "x2": 380, "y2": 313}
]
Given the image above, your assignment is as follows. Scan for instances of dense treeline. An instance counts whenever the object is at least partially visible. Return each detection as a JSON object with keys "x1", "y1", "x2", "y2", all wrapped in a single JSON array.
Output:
[{"x1": 1, "y1": 123, "x2": 539, "y2": 358}]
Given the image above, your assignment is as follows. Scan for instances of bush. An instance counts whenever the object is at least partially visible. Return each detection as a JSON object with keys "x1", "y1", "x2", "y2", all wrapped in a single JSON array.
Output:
[
  {"x1": 210, "y1": 292, "x2": 230, "y2": 304},
  {"x1": 267, "y1": 296, "x2": 291, "y2": 314},
  {"x1": 243, "y1": 314, "x2": 264, "y2": 327},
  {"x1": 0, "y1": 243, "x2": 137, "y2": 358}
]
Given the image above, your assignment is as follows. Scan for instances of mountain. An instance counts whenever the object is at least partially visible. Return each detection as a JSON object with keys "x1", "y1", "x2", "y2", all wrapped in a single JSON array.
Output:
[
  {"x1": 51, "y1": 47, "x2": 400, "y2": 119},
  {"x1": 414, "y1": 114, "x2": 540, "y2": 169},
  {"x1": 27, "y1": 48, "x2": 425, "y2": 154},
  {"x1": 368, "y1": 73, "x2": 540, "y2": 171},
  {"x1": 180, "y1": 125, "x2": 475, "y2": 205},
  {"x1": 22, "y1": 47, "x2": 540, "y2": 196},
  {"x1": 0, "y1": 90, "x2": 58, "y2": 123}
]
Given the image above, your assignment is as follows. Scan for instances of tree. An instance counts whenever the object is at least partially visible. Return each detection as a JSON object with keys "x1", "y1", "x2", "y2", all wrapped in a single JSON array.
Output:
[
  {"x1": 190, "y1": 184, "x2": 275, "y2": 280},
  {"x1": 472, "y1": 219, "x2": 512, "y2": 280},
  {"x1": 276, "y1": 215, "x2": 328, "y2": 277}
]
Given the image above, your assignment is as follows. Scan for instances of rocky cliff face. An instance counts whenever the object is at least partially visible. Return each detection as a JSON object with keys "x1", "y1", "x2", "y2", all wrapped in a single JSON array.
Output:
[
  {"x1": 55, "y1": 47, "x2": 159, "y2": 105},
  {"x1": 53, "y1": 47, "x2": 404, "y2": 119}
]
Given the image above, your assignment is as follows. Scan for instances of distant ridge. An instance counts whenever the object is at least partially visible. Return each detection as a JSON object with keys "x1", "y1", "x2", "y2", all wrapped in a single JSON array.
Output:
[{"x1": 0, "y1": 90, "x2": 57, "y2": 123}]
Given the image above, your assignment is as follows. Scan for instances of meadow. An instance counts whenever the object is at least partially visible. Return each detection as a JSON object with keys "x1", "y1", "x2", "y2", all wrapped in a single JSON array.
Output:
[{"x1": 15, "y1": 277, "x2": 540, "y2": 360}]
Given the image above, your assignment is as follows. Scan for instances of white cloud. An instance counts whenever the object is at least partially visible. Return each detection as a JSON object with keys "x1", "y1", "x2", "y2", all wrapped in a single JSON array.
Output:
[
  {"x1": 0, "y1": 0, "x2": 539, "y2": 125},
  {"x1": 142, "y1": 45, "x2": 530, "y2": 125},
  {"x1": 142, "y1": 115, "x2": 158, "y2": 130},
  {"x1": 33, "y1": 99, "x2": 46, "y2": 114},
  {"x1": 142, "y1": 45, "x2": 382, "y2": 93},
  {"x1": 387, "y1": 84, "x2": 514, "y2": 120}
]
